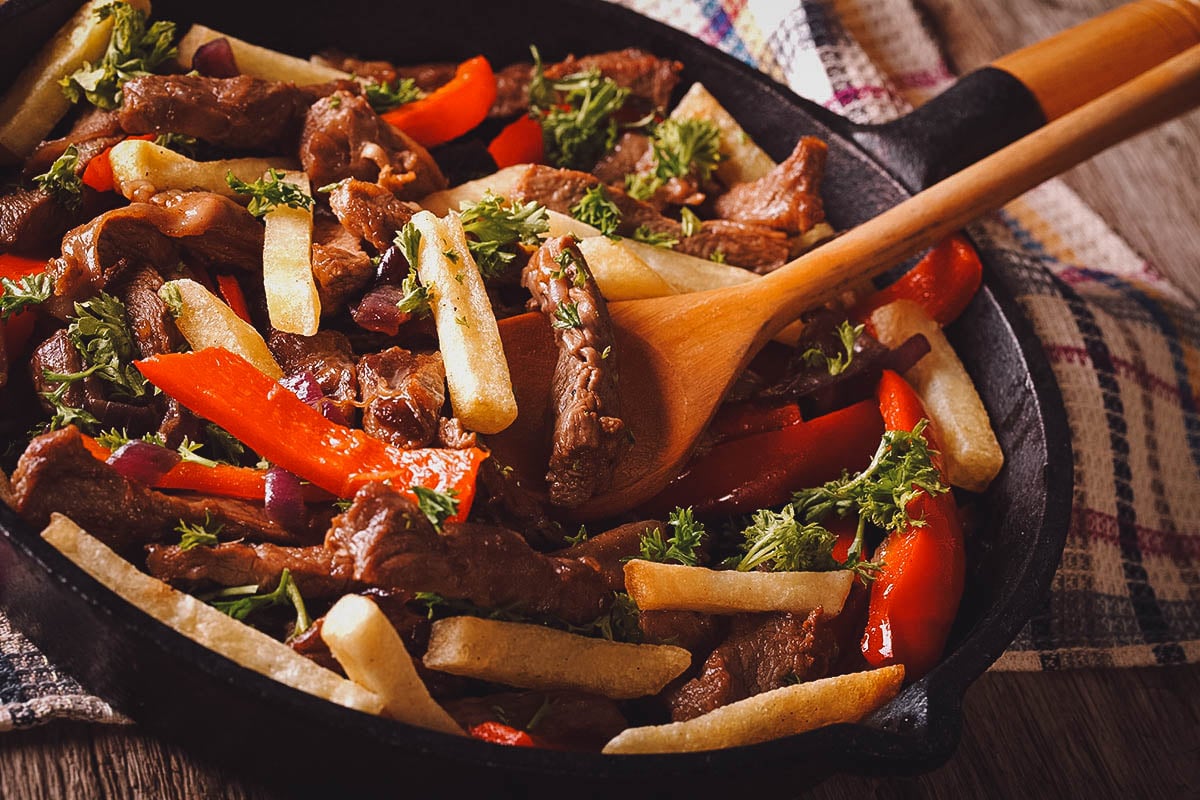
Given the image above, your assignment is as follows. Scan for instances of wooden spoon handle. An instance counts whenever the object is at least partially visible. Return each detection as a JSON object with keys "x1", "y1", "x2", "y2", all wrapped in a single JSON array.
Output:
[
  {"x1": 752, "y1": 43, "x2": 1200, "y2": 333},
  {"x1": 994, "y1": 0, "x2": 1200, "y2": 120}
]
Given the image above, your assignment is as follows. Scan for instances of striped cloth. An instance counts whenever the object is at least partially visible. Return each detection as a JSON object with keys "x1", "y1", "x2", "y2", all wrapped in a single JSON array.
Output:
[{"x1": 2, "y1": 0, "x2": 1197, "y2": 732}]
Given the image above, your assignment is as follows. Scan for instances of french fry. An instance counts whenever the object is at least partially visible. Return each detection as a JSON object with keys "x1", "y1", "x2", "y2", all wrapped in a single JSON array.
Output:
[
  {"x1": 574, "y1": 237, "x2": 675, "y2": 300},
  {"x1": 162, "y1": 278, "x2": 282, "y2": 379},
  {"x1": 0, "y1": 0, "x2": 151, "y2": 163},
  {"x1": 41, "y1": 514, "x2": 383, "y2": 715},
  {"x1": 423, "y1": 617, "x2": 690, "y2": 700},
  {"x1": 602, "y1": 665, "x2": 905, "y2": 754},
  {"x1": 321, "y1": 595, "x2": 464, "y2": 736},
  {"x1": 869, "y1": 299, "x2": 1004, "y2": 492},
  {"x1": 410, "y1": 210, "x2": 517, "y2": 434},
  {"x1": 175, "y1": 24, "x2": 348, "y2": 84},
  {"x1": 261, "y1": 170, "x2": 320, "y2": 336},
  {"x1": 108, "y1": 139, "x2": 290, "y2": 202},
  {"x1": 624, "y1": 560, "x2": 854, "y2": 615},
  {"x1": 420, "y1": 166, "x2": 528, "y2": 216},
  {"x1": 669, "y1": 82, "x2": 776, "y2": 187}
]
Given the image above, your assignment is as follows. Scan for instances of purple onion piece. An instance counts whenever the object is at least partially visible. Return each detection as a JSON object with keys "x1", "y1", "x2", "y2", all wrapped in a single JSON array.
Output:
[
  {"x1": 106, "y1": 440, "x2": 181, "y2": 485},
  {"x1": 264, "y1": 467, "x2": 308, "y2": 532},
  {"x1": 280, "y1": 371, "x2": 324, "y2": 405},
  {"x1": 318, "y1": 399, "x2": 349, "y2": 427},
  {"x1": 352, "y1": 284, "x2": 411, "y2": 336},
  {"x1": 884, "y1": 333, "x2": 932, "y2": 375},
  {"x1": 192, "y1": 38, "x2": 240, "y2": 78},
  {"x1": 375, "y1": 245, "x2": 408, "y2": 284}
]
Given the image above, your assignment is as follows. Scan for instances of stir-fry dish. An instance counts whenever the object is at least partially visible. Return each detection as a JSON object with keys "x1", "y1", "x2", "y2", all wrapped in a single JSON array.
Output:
[{"x1": 0, "y1": 1, "x2": 1005, "y2": 754}]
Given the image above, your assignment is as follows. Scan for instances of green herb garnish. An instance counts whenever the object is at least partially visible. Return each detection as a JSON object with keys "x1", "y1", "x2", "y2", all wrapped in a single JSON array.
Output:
[
  {"x1": 529, "y1": 47, "x2": 630, "y2": 170},
  {"x1": 363, "y1": 78, "x2": 424, "y2": 113},
  {"x1": 0, "y1": 272, "x2": 52, "y2": 320},
  {"x1": 33, "y1": 146, "x2": 83, "y2": 209},
  {"x1": 226, "y1": 169, "x2": 313, "y2": 218},
  {"x1": 206, "y1": 569, "x2": 311, "y2": 634},
  {"x1": 458, "y1": 192, "x2": 550, "y2": 278},
  {"x1": 569, "y1": 185, "x2": 621, "y2": 238},
  {"x1": 637, "y1": 507, "x2": 706, "y2": 566},
  {"x1": 551, "y1": 301, "x2": 582, "y2": 330},
  {"x1": 413, "y1": 486, "x2": 460, "y2": 530},
  {"x1": 60, "y1": 2, "x2": 177, "y2": 110},
  {"x1": 800, "y1": 320, "x2": 864, "y2": 376},
  {"x1": 632, "y1": 225, "x2": 678, "y2": 249}
]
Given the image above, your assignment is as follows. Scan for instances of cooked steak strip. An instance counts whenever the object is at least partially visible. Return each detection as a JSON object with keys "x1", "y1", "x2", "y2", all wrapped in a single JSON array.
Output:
[
  {"x1": 145, "y1": 542, "x2": 349, "y2": 597},
  {"x1": 444, "y1": 690, "x2": 628, "y2": 750},
  {"x1": 0, "y1": 189, "x2": 86, "y2": 258},
  {"x1": 713, "y1": 136, "x2": 828, "y2": 235},
  {"x1": 544, "y1": 49, "x2": 683, "y2": 110},
  {"x1": 12, "y1": 427, "x2": 307, "y2": 551},
  {"x1": 23, "y1": 108, "x2": 124, "y2": 180},
  {"x1": 268, "y1": 329, "x2": 360, "y2": 419},
  {"x1": 559, "y1": 519, "x2": 661, "y2": 592},
  {"x1": 639, "y1": 610, "x2": 723, "y2": 656},
  {"x1": 522, "y1": 236, "x2": 627, "y2": 507},
  {"x1": 300, "y1": 91, "x2": 446, "y2": 200},
  {"x1": 666, "y1": 608, "x2": 839, "y2": 721},
  {"x1": 327, "y1": 178, "x2": 417, "y2": 253},
  {"x1": 356, "y1": 347, "x2": 445, "y2": 449},
  {"x1": 474, "y1": 454, "x2": 562, "y2": 549},
  {"x1": 511, "y1": 165, "x2": 788, "y2": 271},
  {"x1": 310, "y1": 215, "x2": 374, "y2": 311},
  {"x1": 47, "y1": 194, "x2": 262, "y2": 318},
  {"x1": 118, "y1": 74, "x2": 317, "y2": 150}
]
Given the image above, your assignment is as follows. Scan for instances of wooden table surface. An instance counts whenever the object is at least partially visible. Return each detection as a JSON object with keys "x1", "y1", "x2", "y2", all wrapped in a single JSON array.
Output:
[{"x1": 3, "y1": 1, "x2": 1199, "y2": 797}]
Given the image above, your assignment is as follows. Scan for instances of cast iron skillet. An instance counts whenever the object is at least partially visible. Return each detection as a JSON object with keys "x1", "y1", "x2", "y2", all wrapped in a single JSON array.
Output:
[{"x1": 0, "y1": 0, "x2": 1073, "y2": 795}]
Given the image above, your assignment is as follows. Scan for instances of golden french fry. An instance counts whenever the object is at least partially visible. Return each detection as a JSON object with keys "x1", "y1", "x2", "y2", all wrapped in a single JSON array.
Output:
[
  {"x1": 870, "y1": 299, "x2": 1004, "y2": 492},
  {"x1": 163, "y1": 279, "x2": 282, "y2": 379},
  {"x1": 261, "y1": 170, "x2": 320, "y2": 336},
  {"x1": 108, "y1": 139, "x2": 290, "y2": 202},
  {"x1": 41, "y1": 514, "x2": 383, "y2": 715},
  {"x1": 670, "y1": 82, "x2": 776, "y2": 187},
  {"x1": 321, "y1": 595, "x2": 463, "y2": 735},
  {"x1": 624, "y1": 560, "x2": 853, "y2": 615},
  {"x1": 602, "y1": 665, "x2": 905, "y2": 754},
  {"x1": 175, "y1": 24, "x2": 348, "y2": 84},
  {"x1": 410, "y1": 210, "x2": 517, "y2": 434},
  {"x1": 420, "y1": 166, "x2": 528, "y2": 216},
  {"x1": 575, "y1": 237, "x2": 676, "y2": 301},
  {"x1": 0, "y1": 0, "x2": 151, "y2": 163},
  {"x1": 423, "y1": 616, "x2": 690, "y2": 700}
]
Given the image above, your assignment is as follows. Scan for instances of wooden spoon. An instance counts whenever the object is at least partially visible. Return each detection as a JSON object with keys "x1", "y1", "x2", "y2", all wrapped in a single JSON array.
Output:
[{"x1": 491, "y1": 44, "x2": 1200, "y2": 520}]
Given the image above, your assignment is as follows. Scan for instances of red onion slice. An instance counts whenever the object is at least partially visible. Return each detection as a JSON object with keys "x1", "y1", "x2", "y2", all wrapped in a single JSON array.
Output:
[
  {"x1": 106, "y1": 440, "x2": 181, "y2": 485},
  {"x1": 192, "y1": 38, "x2": 240, "y2": 78},
  {"x1": 264, "y1": 467, "x2": 308, "y2": 532},
  {"x1": 351, "y1": 284, "x2": 411, "y2": 336},
  {"x1": 280, "y1": 371, "x2": 323, "y2": 405}
]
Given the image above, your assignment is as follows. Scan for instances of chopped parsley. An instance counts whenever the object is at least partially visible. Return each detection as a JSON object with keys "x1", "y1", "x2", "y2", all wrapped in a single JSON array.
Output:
[
  {"x1": 39, "y1": 382, "x2": 100, "y2": 433},
  {"x1": 632, "y1": 225, "x2": 678, "y2": 249},
  {"x1": 709, "y1": 249, "x2": 727, "y2": 264},
  {"x1": 153, "y1": 132, "x2": 198, "y2": 156},
  {"x1": 624, "y1": 172, "x2": 661, "y2": 202},
  {"x1": 395, "y1": 221, "x2": 422, "y2": 266},
  {"x1": 679, "y1": 207, "x2": 702, "y2": 238},
  {"x1": 529, "y1": 47, "x2": 630, "y2": 170},
  {"x1": 569, "y1": 185, "x2": 621, "y2": 238},
  {"x1": 33, "y1": 146, "x2": 83, "y2": 209},
  {"x1": 157, "y1": 283, "x2": 184, "y2": 317},
  {"x1": 413, "y1": 486, "x2": 460, "y2": 530},
  {"x1": 42, "y1": 293, "x2": 149, "y2": 400},
  {"x1": 226, "y1": 169, "x2": 313, "y2": 218},
  {"x1": 800, "y1": 320, "x2": 864, "y2": 376},
  {"x1": 551, "y1": 301, "x2": 582, "y2": 330},
  {"x1": 363, "y1": 78, "x2": 424, "y2": 113},
  {"x1": 637, "y1": 507, "x2": 706, "y2": 566},
  {"x1": 60, "y1": 2, "x2": 177, "y2": 110},
  {"x1": 458, "y1": 192, "x2": 550, "y2": 279},
  {"x1": 396, "y1": 271, "x2": 431, "y2": 317},
  {"x1": 564, "y1": 525, "x2": 590, "y2": 546},
  {"x1": 206, "y1": 569, "x2": 311, "y2": 634},
  {"x1": 0, "y1": 272, "x2": 52, "y2": 320},
  {"x1": 734, "y1": 505, "x2": 837, "y2": 572},
  {"x1": 650, "y1": 118, "x2": 722, "y2": 183},
  {"x1": 176, "y1": 514, "x2": 222, "y2": 551}
]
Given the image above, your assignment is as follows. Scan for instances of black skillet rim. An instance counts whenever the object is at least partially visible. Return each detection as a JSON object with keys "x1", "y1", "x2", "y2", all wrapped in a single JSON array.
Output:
[{"x1": 0, "y1": 0, "x2": 1074, "y2": 786}]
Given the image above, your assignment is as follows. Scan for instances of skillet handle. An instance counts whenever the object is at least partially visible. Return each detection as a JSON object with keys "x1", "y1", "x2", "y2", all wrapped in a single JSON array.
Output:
[{"x1": 851, "y1": 0, "x2": 1200, "y2": 192}]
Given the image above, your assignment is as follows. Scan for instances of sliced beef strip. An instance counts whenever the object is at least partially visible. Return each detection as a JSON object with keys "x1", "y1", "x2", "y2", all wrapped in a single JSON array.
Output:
[
  {"x1": 559, "y1": 519, "x2": 662, "y2": 592},
  {"x1": 491, "y1": 62, "x2": 536, "y2": 118},
  {"x1": 522, "y1": 236, "x2": 627, "y2": 507},
  {"x1": 713, "y1": 136, "x2": 828, "y2": 235},
  {"x1": 511, "y1": 165, "x2": 788, "y2": 272},
  {"x1": 444, "y1": 690, "x2": 628, "y2": 750},
  {"x1": 590, "y1": 131, "x2": 652, "y2": 185},
  {"x1": 0, "y1": 189, "x2": 85, "y2": 258},
  {"x1": 356, "y1": 347, "x2": 445, "y2": 449},
  {"x1": 328, "y1": 483, "x2": 611, "y2": 625},
  {"x1": 300, "y1": 91, "x2": 447, "y2": 200},
  {"x1": 639, "y1": 610, "x2": 723, "y2": 656},
  {"x1": 327, "y1": 178, "x2": 417, "y2": 253},
  {"x1": 23, "y1": 108, "x2": 124, "y2": 179},
  {"x1": 268, "y1": 328, "x2": 359, "y2": 418},
  {"x1": 474, "y1": 454, "x2": 562, "y2": 550},
  {"x1": 11, "y1": 427, "x2": 309, "y2": 552},
  {"x1": 47, "y1": 194, "x2": 262, "y2": 318},
  {"x1": 666, "y1": 608, "x2": 839, "y2": 721},
  {"x1": 118, "y1": 74, "x2": 317, "y2": 150},
  {"x1": 310, "y1": 215, "x2": 374, "y2": 311},
  {"x1": 544, "y1": 49, "x2": 683, "y2": 110},
  {"x1": 145, "y1": 541, "x2": 350, "y2": 597}
]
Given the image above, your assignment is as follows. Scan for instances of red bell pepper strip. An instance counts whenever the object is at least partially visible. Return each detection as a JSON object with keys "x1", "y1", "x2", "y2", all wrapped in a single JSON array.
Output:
[
  {"x1": 853, "y1": 234, "x2": 983, "y2": 327},
  {"x1": 705, "y1": 401, "x2": 802, "y2": 447},
  {"x1": 81, "y1": 134, "x2": 155, "y2": 193},
  {"x1": 468, "y1": 721, "x2": 540, "y2": 748},
  {"x1": 647, "y1": 398, "x2": 884, "y2": 516},
  {"x1": 860, "y1": 370, "x2": 965, "y2": 679},
  {"x1": 1, "y1": 254, "x2": 51, "y2": 364},
  {"x1": 0, "y1": 253, "x2": 49, "y2": 280},
  {"x1": 487, "y1": 114, "x2": 545, "y2": 168},
  {"x1": 215, "y1": 274, "x2": 252, "y2": 324},
  {"x1": 134, "y1": 348, "x2": 486, "y2": 517},
  {"x1": 381, "y1": 56, "x2": 496, "y2": 148}
]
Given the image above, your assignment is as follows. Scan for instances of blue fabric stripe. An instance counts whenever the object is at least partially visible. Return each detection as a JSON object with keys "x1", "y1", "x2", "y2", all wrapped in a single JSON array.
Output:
[{"x1": 698, "y1": 0, "x2": 757, "y2": 65}]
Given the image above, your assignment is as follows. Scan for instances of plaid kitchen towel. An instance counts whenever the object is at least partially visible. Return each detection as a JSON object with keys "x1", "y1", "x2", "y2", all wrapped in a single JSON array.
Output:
[{"x1": 2, "y1": 0, "x2": 1198, "y2": 732}]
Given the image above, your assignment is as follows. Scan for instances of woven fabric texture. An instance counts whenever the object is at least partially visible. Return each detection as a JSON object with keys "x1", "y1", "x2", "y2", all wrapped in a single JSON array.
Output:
[{"x1": 2, "y1": 0, "x2": 1197, "y2": 732}]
